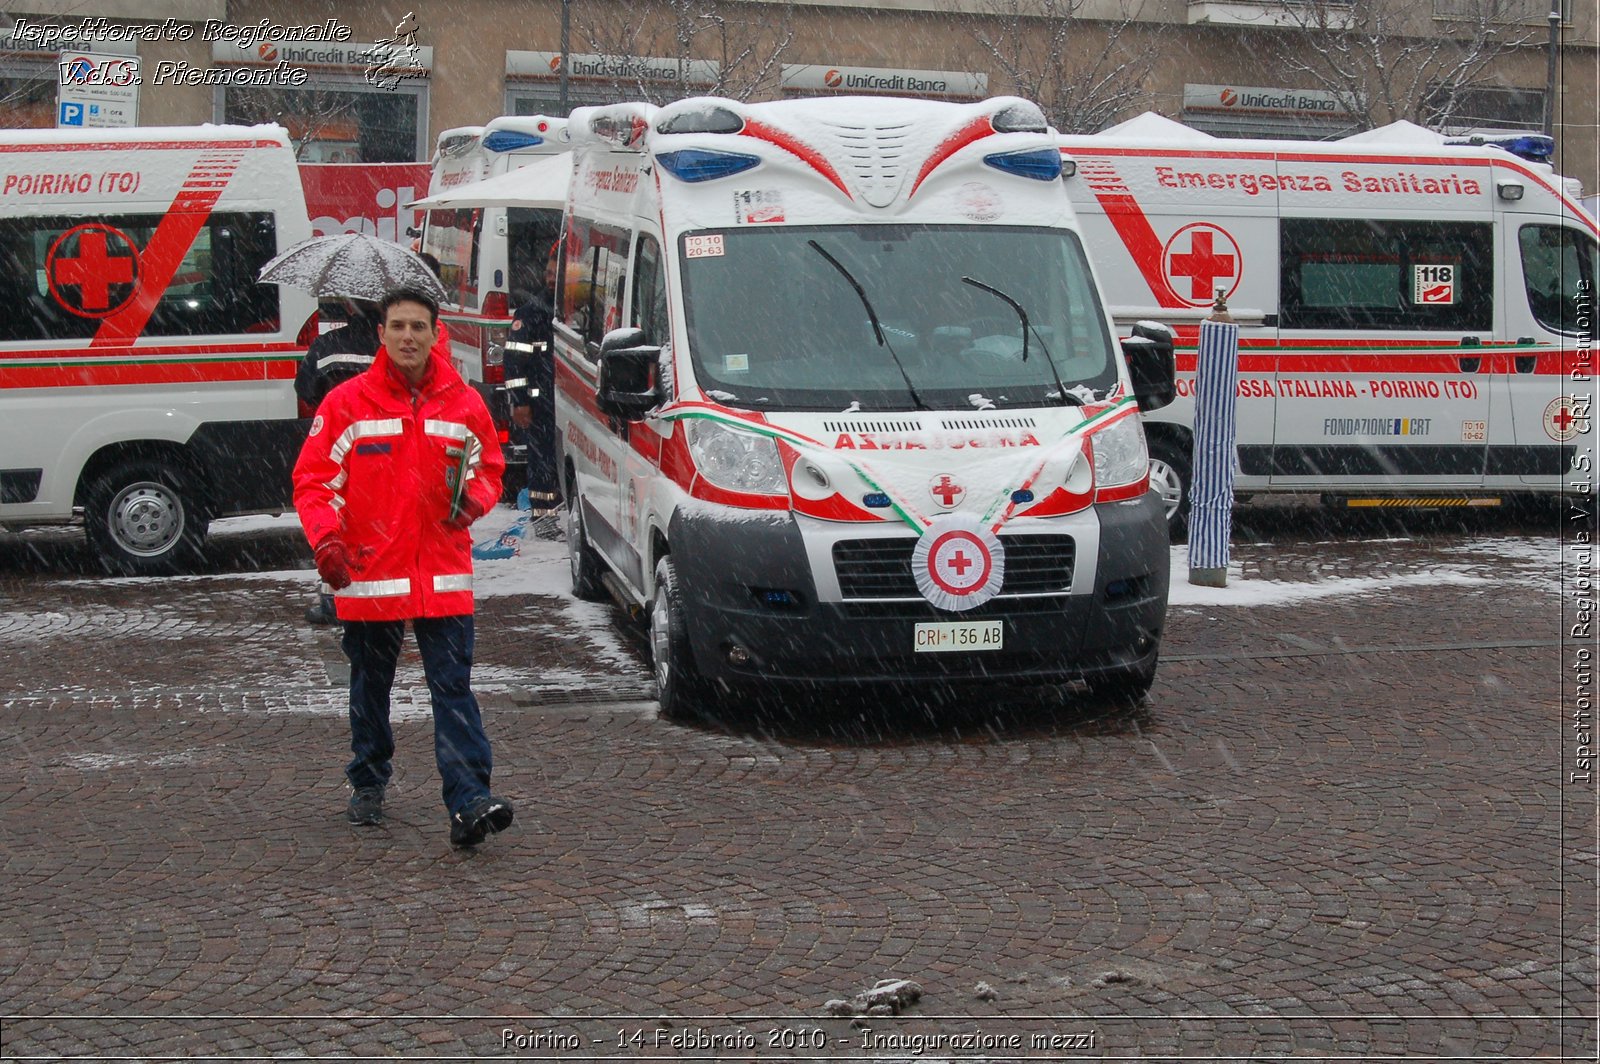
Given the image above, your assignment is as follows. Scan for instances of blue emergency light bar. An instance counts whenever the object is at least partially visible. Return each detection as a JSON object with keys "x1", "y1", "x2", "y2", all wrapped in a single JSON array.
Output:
[
  {"x1": 657, "y1": 149, "x2": 760, "y2": 183},
  {"x1": 983, "y1": 148, "x2": 1062, "y2": 181},
  {"x1": 483, "y1": 131, "x2": 545, "y2": 152},
  {"x1": 1445, "y1": 132, "x2": 1555, "y2": 163}
]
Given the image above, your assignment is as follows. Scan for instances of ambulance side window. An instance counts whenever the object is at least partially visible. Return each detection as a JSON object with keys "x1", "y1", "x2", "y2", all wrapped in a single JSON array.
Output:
[
  {"x1": 1519, "y1": 224, "x2": 1597, "y2": 337},
  {"x1": 558, "y1": 217, "x2": 629, "y2": 351},
  {"x1": 0, "y1": 212, "x2": 281, "y2": 342},
  {"x1": 1280, "y1": 219, "x2": 1493, "y2": 331},
  {"x1": 630, "y1": 233, "x2": 669, "y2": 347}
]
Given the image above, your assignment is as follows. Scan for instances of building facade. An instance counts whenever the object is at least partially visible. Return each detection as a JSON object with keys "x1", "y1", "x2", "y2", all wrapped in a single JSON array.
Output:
[{"x1": 2, "y1": 0, "x2": 1597, "y2": 191}]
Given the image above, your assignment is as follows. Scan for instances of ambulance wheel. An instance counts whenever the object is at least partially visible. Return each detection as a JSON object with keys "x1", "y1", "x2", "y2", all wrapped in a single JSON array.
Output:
[
  {"x1": 85, "y1": 460, "x2": 208, "y2": 575},
  {"x1": 566, "y1": 493, "x2": 607, "y2": 602},
  {"x1": 650, "y1": 556, "x2": 713, "y2": 721},
  {"x1": 1146, "y1": 435, "x2": 1191, "y2": 540}
]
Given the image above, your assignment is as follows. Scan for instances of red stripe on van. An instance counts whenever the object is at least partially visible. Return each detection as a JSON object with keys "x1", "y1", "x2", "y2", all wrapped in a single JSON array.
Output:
[
  {"x1": 0, "y1": 358, "x2": 286, "y2": 389},
  {"x1": 0, "y1": 139, "x2": 282, "y2": 154},
  {"x1": 740, "y1": 120, "x2": 852, "y2": 200},
  {"x1": 1169, "y1": 348, "x2": 1588, "y2": 375},
  {"x1": 909, "y1": 116, "x2": 995, "y2": 197},
  {"x1": 0, "y1": 341, "x2": 302, "y2": 360}
]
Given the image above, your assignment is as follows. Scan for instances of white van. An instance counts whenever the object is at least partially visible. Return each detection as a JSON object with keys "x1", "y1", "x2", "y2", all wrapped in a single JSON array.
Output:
[
  {"x1": 556, "y1": 95, "x2": 1177, "y2": 716},
  {"x1": 0, "y1": 124, "x2": 318, "y2": 573},
  {"x1": 418, "y1": 115, "x2": 570, "y2": 477},
  {"x1": 1059, "y1": 114, "x2": 1598, "y2": 531}
]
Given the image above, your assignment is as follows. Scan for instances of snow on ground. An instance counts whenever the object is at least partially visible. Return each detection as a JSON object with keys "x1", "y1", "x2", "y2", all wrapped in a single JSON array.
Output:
[
  {"x1": 69, "y1": 507, "x2": 1583, "y2": 609},
  {"x1": 1165, "y1": 557, "x2": 1492, "y2": 608}
]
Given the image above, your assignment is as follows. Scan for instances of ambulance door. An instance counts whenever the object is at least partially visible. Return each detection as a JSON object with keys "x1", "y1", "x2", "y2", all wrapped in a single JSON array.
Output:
[
  {"x1": 619, "y1": 231, "x2": 672, "y2": 588},
  {"x1": 558, "y1": 216, "x2": 635, "y2": 584},
  {"x1": 1273, "y1": 215, "x2": 1494, "y2": 491},
  {"x1": 1501, "y1": 206, "x2": 1598, "y2": 488}
]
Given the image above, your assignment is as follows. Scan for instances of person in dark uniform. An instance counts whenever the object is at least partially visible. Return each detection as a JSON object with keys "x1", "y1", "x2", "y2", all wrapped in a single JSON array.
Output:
[
  {"x1": 504, "y1": 250, "x2": 561, "y2": 535},
  {"x1": 298, "y1": 299, "x2": 383, "y2": 625}
]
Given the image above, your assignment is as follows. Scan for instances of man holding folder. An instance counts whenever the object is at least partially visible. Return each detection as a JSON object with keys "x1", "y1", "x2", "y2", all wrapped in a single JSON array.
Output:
[{"x1": 293, "y1": 286, "x2": 514, "y2": 849}]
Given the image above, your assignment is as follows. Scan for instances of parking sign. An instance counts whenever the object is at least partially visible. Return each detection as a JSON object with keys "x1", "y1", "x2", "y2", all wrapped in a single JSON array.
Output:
[{"x1": 56, "y1": 52, "x2": 139, "y2": 129}]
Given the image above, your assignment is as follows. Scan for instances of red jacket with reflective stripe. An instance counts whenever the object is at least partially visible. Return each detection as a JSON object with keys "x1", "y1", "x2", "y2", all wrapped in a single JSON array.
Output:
[{"x1": 292, "y1": 338, "x2": 504, "y2": 622}]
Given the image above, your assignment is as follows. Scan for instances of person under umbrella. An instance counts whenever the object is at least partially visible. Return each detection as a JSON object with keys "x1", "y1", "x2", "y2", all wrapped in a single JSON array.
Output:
[{"x1": 296, "y1": 298, "x2": 383, "y2": 625}]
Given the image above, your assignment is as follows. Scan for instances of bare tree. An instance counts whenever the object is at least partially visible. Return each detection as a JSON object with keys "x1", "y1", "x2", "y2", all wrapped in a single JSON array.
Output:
[
  {"x1": 574, "y1": 0, "x2": 797, "y2": 104},
  {"x1": 970, "y1": 0, "x2": 1169, "y2": 134},
  {"x1": 1250, "y1": 0, "x2": 1546, "y2": 130},
  {"x1": 224, "y1": 87, "x2": 361, "y2": 161}
]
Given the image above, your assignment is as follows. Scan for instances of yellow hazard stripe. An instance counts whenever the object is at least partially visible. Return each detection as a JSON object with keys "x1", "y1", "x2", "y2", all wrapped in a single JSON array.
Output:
[{"x1": 1341, "y1": 497, "x2": 1502, "y2": 509}]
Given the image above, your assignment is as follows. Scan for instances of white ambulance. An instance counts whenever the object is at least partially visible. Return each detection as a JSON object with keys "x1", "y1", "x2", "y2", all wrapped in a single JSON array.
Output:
[
  {"x1": 418, "y1": 114, "x2": 570, "y2": 475},
  {"x1": 1059, "y1": 114, "x2": 1598, "y2": 531},
  {"x1": 556, "y1": 95, "x2": 1178, "y2": 716},
  {"x1": 0, "y1": 124, "x2": 317, "y2": 573}
]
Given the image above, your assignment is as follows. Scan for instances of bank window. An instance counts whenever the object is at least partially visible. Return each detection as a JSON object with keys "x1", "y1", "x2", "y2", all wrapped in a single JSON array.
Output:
[
  {"x1": 223, "y1": 85, "x2": 423, "y2": 163},
  {"x1": 1520, "y1": 224, "x2": 1597, "y2": 337},
  {"x1": 0, "y1": 212, "x2": 280, "y2": 342},
  {"x1": 1280, "y1": 219, "x2": 1493, "y2": 331},
  {"x1": 558, "y1": 217, "x2": 629, "y2": 349},
  {"x1": 421, "y1": 208, "x2": 480, "y2": 309},
  {"x1": 631, "y1": 233, "x2": 669, "y2": 347}
]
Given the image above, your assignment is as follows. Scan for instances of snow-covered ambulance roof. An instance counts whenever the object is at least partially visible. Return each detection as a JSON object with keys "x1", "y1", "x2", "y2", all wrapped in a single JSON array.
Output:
[
  {"x1": 0, "y1": 123, "x2": 292, "y2": 149},
  {"x1": 570, "y1": 94, "x2": 1057, "y2": 210}
]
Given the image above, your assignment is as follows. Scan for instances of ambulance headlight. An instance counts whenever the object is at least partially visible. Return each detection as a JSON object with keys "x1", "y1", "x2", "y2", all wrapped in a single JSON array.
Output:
[
  {"x1": 685, "y1": 419, "x2": 787, "y2": 495},
  {"x1": 1090, "y1": 415, "x2": 1149, "y2": 489}
]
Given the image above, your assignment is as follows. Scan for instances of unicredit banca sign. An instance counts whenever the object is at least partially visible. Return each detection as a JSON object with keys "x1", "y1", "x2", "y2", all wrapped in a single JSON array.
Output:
[
  {"x1": 1184, "y1": 83, "x2": 1349, "y2": 117},
  {"x1": 782, "y1": 64, "x2": 986, "y2": 98}
]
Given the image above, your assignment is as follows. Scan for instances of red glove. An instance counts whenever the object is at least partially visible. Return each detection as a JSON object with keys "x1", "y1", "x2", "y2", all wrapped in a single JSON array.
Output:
[
  {"x1": 314, "y1": 538, "x2": 355, "y2": 590},
  {"x1": 446, "y1": 495, "x2": 487, "y2": 529}
]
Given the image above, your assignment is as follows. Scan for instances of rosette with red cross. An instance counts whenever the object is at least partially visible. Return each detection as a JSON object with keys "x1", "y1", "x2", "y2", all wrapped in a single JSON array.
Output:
[{"x1": 912, "y1": 513, "x2": 1006, "y2": 612}]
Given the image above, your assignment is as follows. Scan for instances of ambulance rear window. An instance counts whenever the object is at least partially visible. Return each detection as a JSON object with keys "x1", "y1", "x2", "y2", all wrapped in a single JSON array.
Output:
[
  {"x1": 0, "y1": 212, "x2": 281, "y2": 342},
  {"x1": 1280, "y1": 219, "x2": 1493, "y2": 331},
  {"x1": 420, "y1": 208, "x2": 480, "y2": 310}
]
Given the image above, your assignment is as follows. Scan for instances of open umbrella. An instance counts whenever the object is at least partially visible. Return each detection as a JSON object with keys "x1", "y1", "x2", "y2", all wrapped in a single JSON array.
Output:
[{"x1": 258, "y1": 232, "x2": 448, "y2": 304}]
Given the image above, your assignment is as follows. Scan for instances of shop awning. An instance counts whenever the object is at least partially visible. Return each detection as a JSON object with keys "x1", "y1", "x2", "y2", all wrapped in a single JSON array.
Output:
[{"x1": 407, "y1": 152, "x2": 573, "y2": 210}]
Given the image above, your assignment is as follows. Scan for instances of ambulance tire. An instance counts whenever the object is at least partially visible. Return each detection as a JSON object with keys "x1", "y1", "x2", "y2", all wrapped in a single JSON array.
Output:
[
  {"x1": 84, "y1": 460, "x2": 208, "y2": 576},
  {"x1": 566, "y1": 492, "x2": 607, "y2": 602},
  {"x1": 650, "y1": 556, "x2": 715, "y2": 722},
  {"x1": 1146, "y1": 435, "x2": 1191, "y2": 540}
]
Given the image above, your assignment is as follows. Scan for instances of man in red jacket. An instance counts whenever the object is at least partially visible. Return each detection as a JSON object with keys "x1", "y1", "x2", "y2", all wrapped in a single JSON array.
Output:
[{"x1": 293, "y1": 286, "x2": 513, "y2": 848}]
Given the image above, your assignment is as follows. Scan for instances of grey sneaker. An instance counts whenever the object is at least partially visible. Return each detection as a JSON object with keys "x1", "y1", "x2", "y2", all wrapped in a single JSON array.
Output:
[
  {"x1": 347, "y1": 786, "x2": 384, "y2": 825},
  {"x1": 450, "y1": 795, "x2": 514, "y2": 847}
]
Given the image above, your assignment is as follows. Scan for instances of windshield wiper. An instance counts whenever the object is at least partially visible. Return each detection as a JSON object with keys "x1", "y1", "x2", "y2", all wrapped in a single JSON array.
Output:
[
  {"x1": 961, "y1": 276, "x2": 1077, "y2": 406},
  {"x1": 808, "y1": 240, "x2": 928, "y2": 410}
]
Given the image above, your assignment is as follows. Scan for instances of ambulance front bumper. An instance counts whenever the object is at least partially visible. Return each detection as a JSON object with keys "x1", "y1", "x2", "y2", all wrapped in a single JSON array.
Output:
[{"x1": 667, "y1": 494, "x2": 1169, "y2": 687}]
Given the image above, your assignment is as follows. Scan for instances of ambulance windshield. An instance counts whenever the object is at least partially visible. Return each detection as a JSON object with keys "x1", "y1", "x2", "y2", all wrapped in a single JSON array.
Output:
[{"x1": 679, "y1": 225, "x2": 1118, "y2": 411}]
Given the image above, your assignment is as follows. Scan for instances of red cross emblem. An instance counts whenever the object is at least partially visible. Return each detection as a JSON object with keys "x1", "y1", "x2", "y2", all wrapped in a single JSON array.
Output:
[
  {"x1": 1545, "y1": 396, "x2": 1589, "y2": 442},
  {"x1": 929, "y1": 473, "x2": 965, "y2": 509},
  {"x1": 1163, "y1": 222, "x2": 1241, "y2": 306},
  {"x1": 928, "y1": 529, "x2": 992, "y2": 596},
  {"x1": 46, "y1": 224, "x2": 139, "y2": 319}
]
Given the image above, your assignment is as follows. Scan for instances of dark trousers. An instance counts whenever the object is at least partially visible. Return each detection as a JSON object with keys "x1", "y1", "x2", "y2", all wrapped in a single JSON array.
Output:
[{"x1": 342, "y1": 615, "x2": 492, "y2": 815}]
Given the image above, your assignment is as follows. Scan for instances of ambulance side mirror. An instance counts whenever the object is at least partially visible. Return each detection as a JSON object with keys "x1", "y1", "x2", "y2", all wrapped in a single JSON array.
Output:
[
  {"x1": 1121, "y1": 321, "x2": 1176, "y2": 412},
  {"x1": 596, "y1": 327, "x2": 661, "y2": 420}
]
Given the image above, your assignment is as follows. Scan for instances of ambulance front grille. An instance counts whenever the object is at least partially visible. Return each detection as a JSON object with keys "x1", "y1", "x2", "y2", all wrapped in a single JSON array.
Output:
[
  {"x1": 821, "y1": 418, "x2": 924, "y2": 434},
  {"x1": 832, "y1": 535, "x2": 1076, "y2": 599},
  {"x1": 938, "y1": 416, "x2": 1039, "y2": 431}
]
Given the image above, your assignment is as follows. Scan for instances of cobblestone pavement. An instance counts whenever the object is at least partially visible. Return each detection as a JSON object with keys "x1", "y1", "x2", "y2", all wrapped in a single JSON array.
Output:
[{"x1": 0, "y1": 501, "x2": 1594, "y2": 1061}]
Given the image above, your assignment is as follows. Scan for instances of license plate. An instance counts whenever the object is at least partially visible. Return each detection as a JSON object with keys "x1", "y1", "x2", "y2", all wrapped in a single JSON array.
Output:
[{"x1": 913, "y1": 620, "x2": 1004, "y2": 653}]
